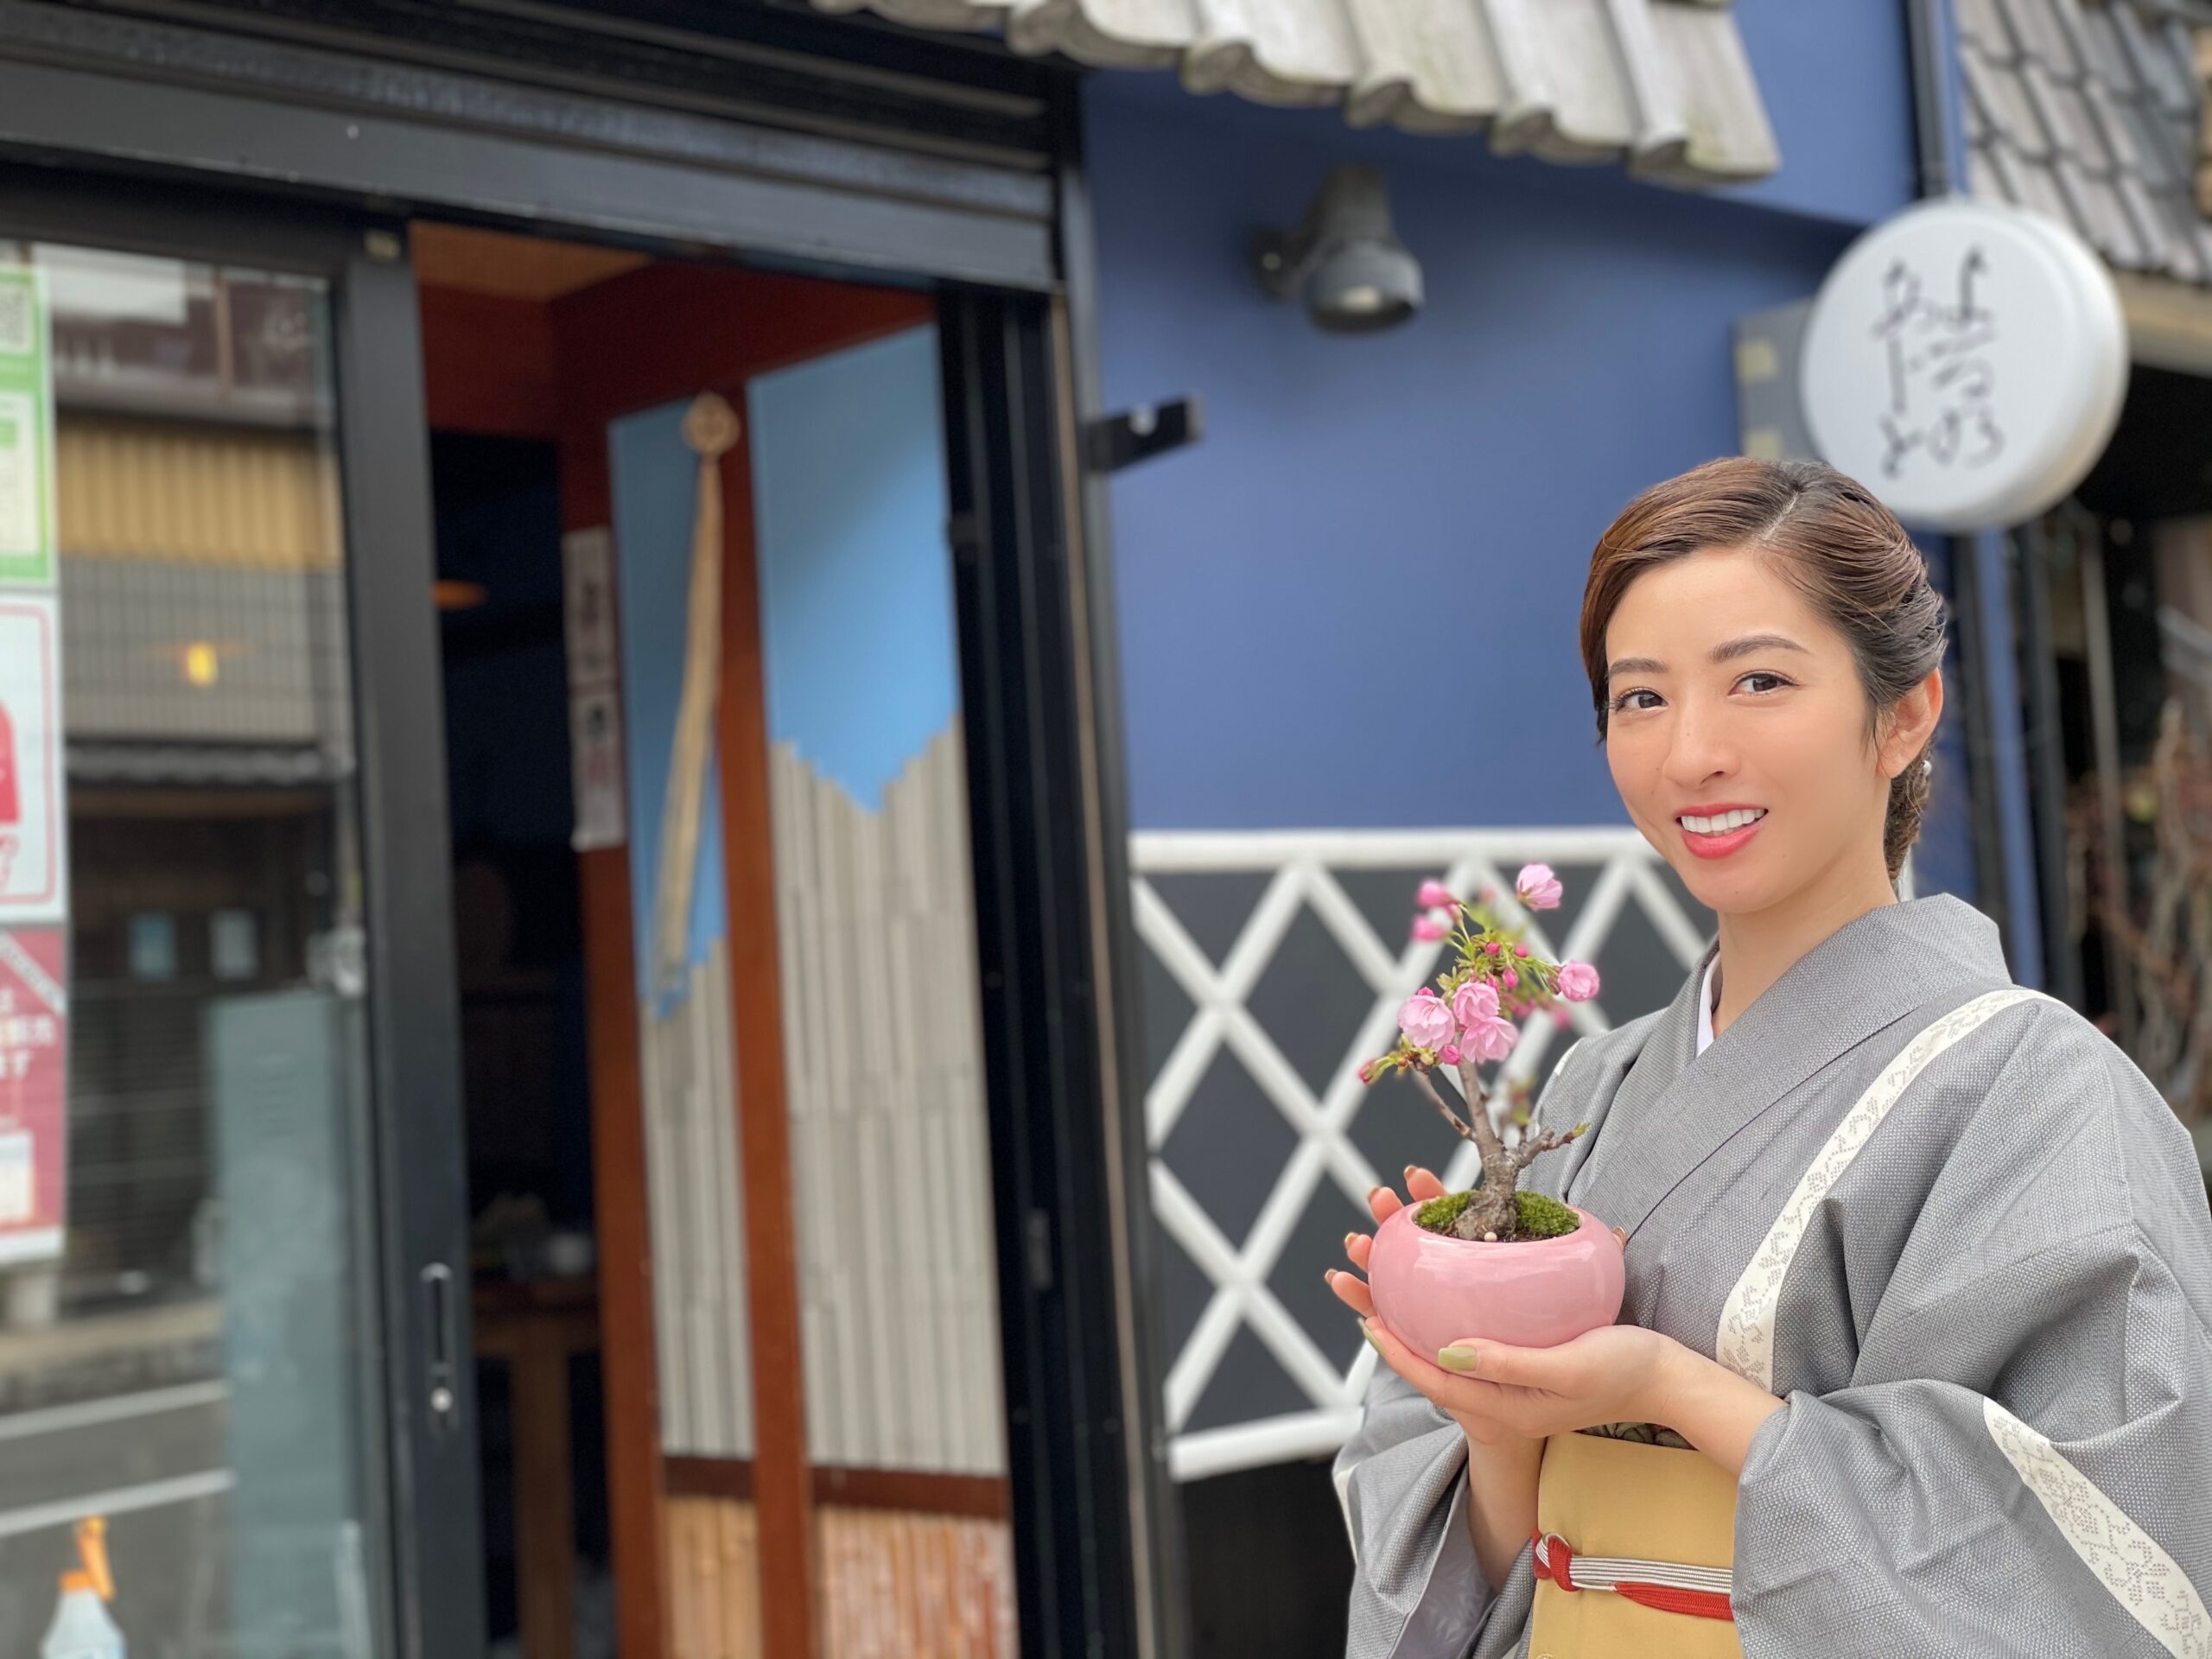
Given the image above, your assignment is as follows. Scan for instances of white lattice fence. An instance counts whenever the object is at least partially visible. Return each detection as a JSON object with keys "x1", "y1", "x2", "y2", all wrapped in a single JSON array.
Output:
[{"x1": 1131, "y1": 827, "x2": 1713, "y2": 1481}]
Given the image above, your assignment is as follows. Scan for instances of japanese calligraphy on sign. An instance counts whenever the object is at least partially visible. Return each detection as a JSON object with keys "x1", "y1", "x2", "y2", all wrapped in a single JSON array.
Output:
[
  {"x1": 1872, "y1": 246, "x2": 2005, "y2": 478},
  {"x1": 1801, "y1": 199, "x2": 2126, "y2": 533}
]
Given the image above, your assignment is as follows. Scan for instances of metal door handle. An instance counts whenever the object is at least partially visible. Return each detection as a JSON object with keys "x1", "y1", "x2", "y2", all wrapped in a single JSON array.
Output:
[{"x1": 421, "y1": 1262, "x2": 460, "y2": 1427}]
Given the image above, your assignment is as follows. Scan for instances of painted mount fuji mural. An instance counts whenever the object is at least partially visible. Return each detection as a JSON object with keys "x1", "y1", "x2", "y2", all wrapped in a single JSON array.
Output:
[{"x1": 609, "y1": 326, "x2": 1006, "y2": 1484}]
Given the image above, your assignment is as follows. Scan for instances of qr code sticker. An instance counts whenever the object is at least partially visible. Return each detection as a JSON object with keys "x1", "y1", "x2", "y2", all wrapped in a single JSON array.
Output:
[
  {"x1": 0, "y1": 283, "x2": 33, "y2": 357},
  {"x1": 0, "y1": 1131, "x2": 30, "y2": 1224}
]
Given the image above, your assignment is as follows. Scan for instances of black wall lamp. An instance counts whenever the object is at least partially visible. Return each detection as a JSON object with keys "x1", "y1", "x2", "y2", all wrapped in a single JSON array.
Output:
[{"x1": 1253, "y1": 164, "x2": 1423, "y2": 333}]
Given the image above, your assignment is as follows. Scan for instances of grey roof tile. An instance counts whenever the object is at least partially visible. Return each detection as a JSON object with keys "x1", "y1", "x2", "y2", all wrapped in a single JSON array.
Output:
[
  {"x1": 2074, "y1": 3, "x2": 2136, "y2": 90},
  {"x1": 2180, "y1": 199, "x2": 2212, "y2": 280},
  {"x1": 2082, "y1": 73, "x2": 2145, "y2": 168},
  {"x1": 2163, "y1": 15, "x2": 2205, "y2": 81},
  {"x1": 2166, "y1": 110, "x2": 2201, "y2": 168},
  {"x1": 2113, "y1": 0, "x2": 2198, "y2": 116},
  {"x1": 2008, "y1": 144, "x2": 2084, "y2": 225},
  {"x1": 1968, "y1": 142, "x2": 2011, "y2": 204},
  {"x1": 2152, "y1": 188, "x2": 2209, "y2": 279},
  {"x1": 1966, "y1": 0, "x2": 2212, "y2": 286},
  {"x1": 1999, "y1": 0, "x2": 2081, "y2": 73},
  {"x1": 1957, "y1": 0, "x2": 2012, "y2": 50},
  {"x1": 1964, "y1": 46, "x2": 2056, "y2": 157},
  {"x1": 2043, "y1": 0, "x2": 2101, "y2": 79},
  {"x1": 2113, "y1": 163, "x2": 2177, "y2": 262},
  {"x1": 1978, "y1": 130, "x2": 2032, "y2": 200},
  {"x1": 2056, "y1": 153, "x2": 2146, "y2": 258},
  {"x1": 2025, "y1": 58, "x2": 2113, "y2": 166},
  {"x1": 814, "y1": 0, "x2": 1782, "y2": 181},
  {"x1": 2126, "y1": 95, "x2": 2182, "y2": 185}
]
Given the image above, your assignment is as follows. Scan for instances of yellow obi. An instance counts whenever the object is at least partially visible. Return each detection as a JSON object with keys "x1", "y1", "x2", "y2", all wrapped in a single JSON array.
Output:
[{"x1": 1528, "y1": 1430, "x2": 1743, "y2": 1659}]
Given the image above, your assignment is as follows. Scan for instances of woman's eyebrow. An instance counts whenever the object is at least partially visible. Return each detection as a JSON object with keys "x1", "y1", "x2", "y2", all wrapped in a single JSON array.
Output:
[
  {"x1": 1605, "y1": 634, "x2": 1809, "y2": 679},
  {"x1": 1710, "y1": 632, "x2": 1809, "y2": 663}
]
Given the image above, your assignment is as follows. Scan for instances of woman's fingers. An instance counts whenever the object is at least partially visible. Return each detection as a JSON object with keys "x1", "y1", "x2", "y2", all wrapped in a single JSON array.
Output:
[
  {"x1": 1366, "y1": 1185, "x2": 1404, "y2": 1225},
  {"x1": 1449, "y1": 1408, "x2": 1516, "y2": 1446},
  {"x1": 1344, "y1": 1232, "x2": 1372, "y2": 1274},
  {"x1": 1325, "y1": 1270, "x2": 1376, "y2": 1319},
  {"x1": 1406, "y1": 1165, "x2": 1449, "y2": 1202}
]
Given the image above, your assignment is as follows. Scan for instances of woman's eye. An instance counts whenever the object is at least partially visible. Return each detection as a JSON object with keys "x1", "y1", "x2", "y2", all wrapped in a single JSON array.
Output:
[
  {"x1": 1738, "y1": 672, "x2": 1790, "y2": 695},
  {"x1": 1611, "y1": 690, "x2": 1661, "y2": 714}
]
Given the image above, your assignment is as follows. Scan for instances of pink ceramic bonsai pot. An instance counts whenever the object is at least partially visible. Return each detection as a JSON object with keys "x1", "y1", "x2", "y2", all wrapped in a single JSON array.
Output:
[{"x1": 1368, "y1": 1203, "x2": 1624, "y2": 1367}]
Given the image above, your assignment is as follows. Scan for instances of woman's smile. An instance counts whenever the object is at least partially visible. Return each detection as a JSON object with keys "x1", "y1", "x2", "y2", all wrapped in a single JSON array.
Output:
[{"x1": 1676, "y1": 804, "x2": 1767, "y2": 859}]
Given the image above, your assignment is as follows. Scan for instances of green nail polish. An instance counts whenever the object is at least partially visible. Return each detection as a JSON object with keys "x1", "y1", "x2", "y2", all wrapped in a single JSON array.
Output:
[{"x1": 1437, "y1": 1344, "x2": 1481, "y2": 1372}]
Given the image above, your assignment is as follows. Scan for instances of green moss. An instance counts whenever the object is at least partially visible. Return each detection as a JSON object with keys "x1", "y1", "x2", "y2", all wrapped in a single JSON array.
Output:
[
  {"x1": 1411, "y1": 1187, "x2": 1581, "y2": 1241},
  {"x1": 1414, "y1": 1190, "x2": 1477, "y2": 1231},
  {"x1": 1514, "y1": 1190, "x2": 1580, "y2": 1239}
]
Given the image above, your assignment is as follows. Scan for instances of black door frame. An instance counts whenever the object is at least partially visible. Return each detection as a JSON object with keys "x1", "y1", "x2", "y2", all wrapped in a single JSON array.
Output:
[
  {"x1": 0, "y1": 10, "x2": 1182, "y2": 1658},
  {"x1": 0, "y1": 168, "x2": 485, "y2": 1659}
]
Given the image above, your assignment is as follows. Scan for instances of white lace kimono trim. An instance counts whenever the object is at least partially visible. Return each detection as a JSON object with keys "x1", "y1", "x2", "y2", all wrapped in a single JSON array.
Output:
[
  {"x1": 1714, "y1": 986, "x2": 2051, "y2": 1390},
  {"x1": 1983, "y1": 1395, "x2": 2212, "y2": 1658}
]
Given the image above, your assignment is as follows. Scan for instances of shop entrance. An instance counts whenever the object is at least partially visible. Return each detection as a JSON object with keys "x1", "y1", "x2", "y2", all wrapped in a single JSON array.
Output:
[
  {"x1": 0, "y1": 9, "x2": 1179, "y2": 1636},
  {"x1": 411, "y1": 221, "x2": 1019, "y2": 1659}
]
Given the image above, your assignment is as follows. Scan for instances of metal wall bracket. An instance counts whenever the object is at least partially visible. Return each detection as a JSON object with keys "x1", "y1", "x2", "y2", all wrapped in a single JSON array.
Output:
[{"x1": 1084, "y1": 396, "x2": 1202, "y2": 474}]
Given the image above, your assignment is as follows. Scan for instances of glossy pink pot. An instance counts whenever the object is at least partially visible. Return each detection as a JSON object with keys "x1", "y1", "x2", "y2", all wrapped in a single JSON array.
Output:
[{"x1": 1368, "y1": 1203, "x2": 1624, "y2": 1366}]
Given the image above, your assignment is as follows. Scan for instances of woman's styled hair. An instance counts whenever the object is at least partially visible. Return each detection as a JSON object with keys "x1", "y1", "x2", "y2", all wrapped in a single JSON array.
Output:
[{"x1": 1579, "y1": 456, "x2": 1948, "y2": 883}]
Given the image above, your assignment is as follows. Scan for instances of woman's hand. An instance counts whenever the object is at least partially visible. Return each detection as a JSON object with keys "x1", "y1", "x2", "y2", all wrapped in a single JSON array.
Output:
[
  {"x1": 1365, "y1": 1315, "x2": 1682, "y2": 1442},
  {"x1": 1330, "y1": 1169, "x2": 1648, "y2": 1444}
]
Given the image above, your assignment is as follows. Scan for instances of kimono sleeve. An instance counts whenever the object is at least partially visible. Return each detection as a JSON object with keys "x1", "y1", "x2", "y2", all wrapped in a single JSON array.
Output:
[
  {"x1": 1333, "y1": 1366, "x2": 1521, "y2": 1659},
  {"x1": 1732, "y1": 1030, "x2": 2212, "y2": 1658}
]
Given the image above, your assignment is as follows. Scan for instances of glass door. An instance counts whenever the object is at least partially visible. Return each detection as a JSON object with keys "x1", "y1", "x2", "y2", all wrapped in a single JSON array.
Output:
[{"x1": 0, "y1": 181, "x2": 480, "y2": 1659}]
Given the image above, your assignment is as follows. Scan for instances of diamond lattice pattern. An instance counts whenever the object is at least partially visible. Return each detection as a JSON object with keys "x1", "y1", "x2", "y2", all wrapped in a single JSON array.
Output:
[{"x1": 1132, "y1": 828, "x2": 1713, "y2": 1482}]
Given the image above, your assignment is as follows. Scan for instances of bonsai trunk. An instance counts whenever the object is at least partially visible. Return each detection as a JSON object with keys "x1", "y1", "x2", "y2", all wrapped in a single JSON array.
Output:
[{"x1": 1408, "y1": 1058, "x2": 1580, "y2": 1241}]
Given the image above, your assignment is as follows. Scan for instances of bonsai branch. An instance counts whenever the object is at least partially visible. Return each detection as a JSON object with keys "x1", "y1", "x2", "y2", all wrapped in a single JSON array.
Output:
[{"x1": 1407, "y1": 1066, "x2": 1478, "y2": 1143}]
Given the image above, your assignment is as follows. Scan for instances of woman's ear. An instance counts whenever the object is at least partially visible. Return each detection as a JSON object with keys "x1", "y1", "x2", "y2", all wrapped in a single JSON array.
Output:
[{"x1": 1881, "y1": 668, "x2": 1944, "y2": 778}]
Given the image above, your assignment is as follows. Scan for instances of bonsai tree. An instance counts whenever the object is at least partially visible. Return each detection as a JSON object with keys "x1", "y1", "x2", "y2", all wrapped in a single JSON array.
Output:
[{"x1": 1357, "y1": 867, "x2": 1602, "y2": 1243}]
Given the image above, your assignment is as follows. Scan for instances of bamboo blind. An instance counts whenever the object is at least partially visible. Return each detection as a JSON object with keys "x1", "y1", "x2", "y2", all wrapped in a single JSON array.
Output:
[
  {"x1": 640, "y1": 939, "x2": 756, "y2": 1456},
  {"x1": 768, "y1": 727, "x2": 1006, "y2": 1474}
]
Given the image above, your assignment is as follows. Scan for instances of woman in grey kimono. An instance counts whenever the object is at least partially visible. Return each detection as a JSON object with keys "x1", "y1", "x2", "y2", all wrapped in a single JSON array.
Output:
[{"x1": 1326, "y1": 457, "x2": 2212, "y2": 1658}]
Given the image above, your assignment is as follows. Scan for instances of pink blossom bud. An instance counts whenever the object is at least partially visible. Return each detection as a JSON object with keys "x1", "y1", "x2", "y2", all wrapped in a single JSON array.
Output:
[
  {"x1": 1397, "y1": 994, "x2": 1455, "y2": 1052},
  {"x1": 1357, "y1": 1059, "x2": 1377, "y2": 1083},
  {"x1": 1557, "y1": 961, "x2": 1601, "y2": 1002},
  {"x1": 1550, "y1": 1006, "x2": 1573, "y2": 1029},
  {"x1": 1479, "y1": 886, "x2": 1497, "y2": 904},
  {"x1": 1411, "y1": 914, "x2": 1448, "y2": 942},
  {"x1": 1438, "y1": 1045, "x2": 1461, "y2": 1066},
  {"x1": 1452, "y1": 980, "x2": 1500, "y2": 1028},
  {"x1": 1484, "y1": 941, "x2": 1502, "y2": 957},
  {"x1": 1516, "y1": 863, "x2": 1564, "y2": 911},
  {"x1": 1502, "y1": 970, "x2": 1518, "y2": 988},
  {"x1": 1416, "y1": 880, "x2": 1455, "y2": 910},
  {"x1": 1513, "y1": 944, "x2": 1529, "y2": 958}
]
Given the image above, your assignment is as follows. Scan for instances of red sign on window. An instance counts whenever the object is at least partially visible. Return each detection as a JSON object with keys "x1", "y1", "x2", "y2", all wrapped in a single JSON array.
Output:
[
  {"x1": 0, "y1": 926, "x2": 65, "y2": 1264},
  {"x1": 0, "y1": 594, "x2": 64, "y2": 924}
]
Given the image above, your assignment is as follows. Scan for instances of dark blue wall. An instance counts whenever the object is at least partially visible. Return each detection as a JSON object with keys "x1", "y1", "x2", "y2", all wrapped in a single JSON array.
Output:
[
  {"x1": 1083, "y1": 7, "x2": 1930, "y2": 842},
  {"x1": 1726, "y1": 1, "x2": 1919, "y2": 226}
]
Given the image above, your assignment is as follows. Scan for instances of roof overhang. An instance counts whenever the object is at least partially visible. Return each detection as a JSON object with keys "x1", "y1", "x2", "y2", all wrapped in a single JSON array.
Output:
[{"x1": 811, "y1": 0, "x2": 1781, "y2": 185}]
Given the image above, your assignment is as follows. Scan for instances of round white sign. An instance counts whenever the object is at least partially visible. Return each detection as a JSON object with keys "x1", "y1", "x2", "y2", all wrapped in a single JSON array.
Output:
[{"x1": 1799, "y1": 197, "x2": 2128, "y2": 532}]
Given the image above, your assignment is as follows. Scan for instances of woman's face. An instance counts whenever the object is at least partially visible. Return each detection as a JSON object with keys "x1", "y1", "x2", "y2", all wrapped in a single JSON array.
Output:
[{"x1": 1601, "y1": 545, "x2": 1919, "y2": 918}]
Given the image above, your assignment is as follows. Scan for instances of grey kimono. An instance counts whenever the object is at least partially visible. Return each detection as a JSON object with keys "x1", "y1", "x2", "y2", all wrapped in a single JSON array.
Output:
[{"x1": 1337, "y1": 893, "x2": 2212, "y2": 1657}]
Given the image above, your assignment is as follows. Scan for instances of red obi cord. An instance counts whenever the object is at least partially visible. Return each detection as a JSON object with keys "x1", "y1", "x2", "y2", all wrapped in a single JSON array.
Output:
[{"x1": 1529, "y1": 1529, "x2": 1737, "y2": 1623}]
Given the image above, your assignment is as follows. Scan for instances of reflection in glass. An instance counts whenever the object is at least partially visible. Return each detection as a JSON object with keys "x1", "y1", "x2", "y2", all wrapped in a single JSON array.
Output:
[{"x1": 0, "y1": 240, "x2": 382, "y2": 1659}]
